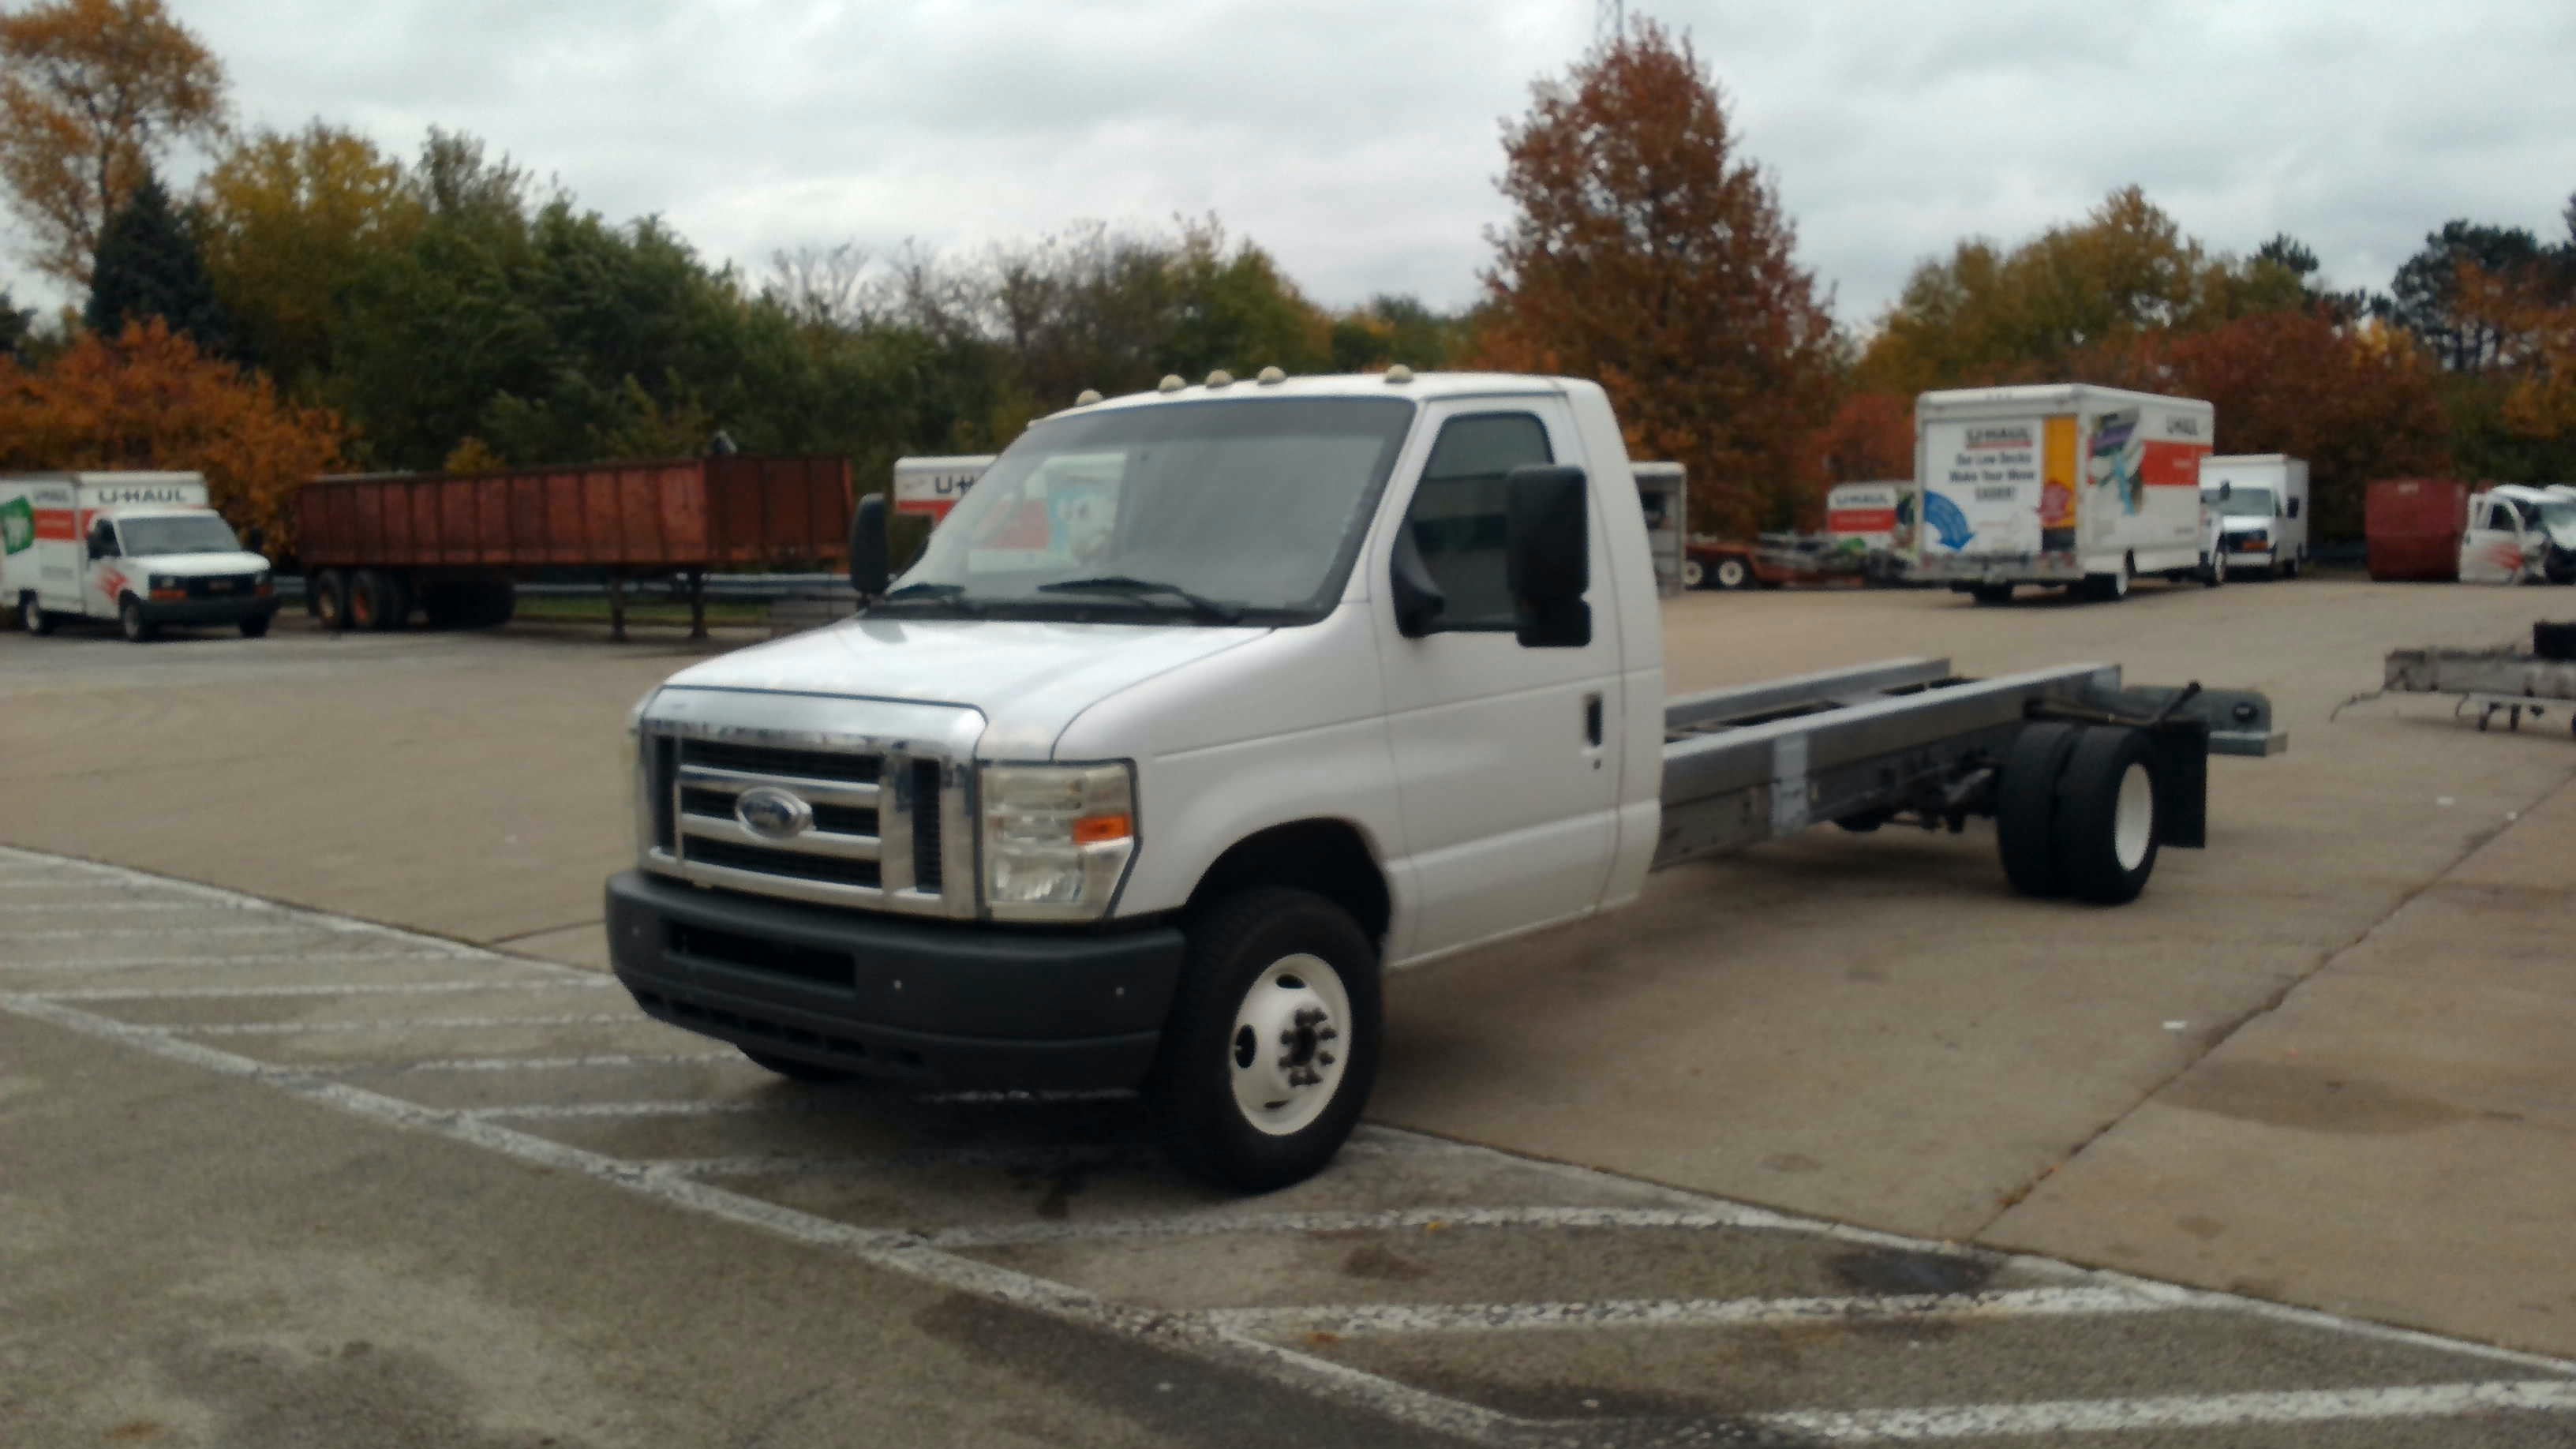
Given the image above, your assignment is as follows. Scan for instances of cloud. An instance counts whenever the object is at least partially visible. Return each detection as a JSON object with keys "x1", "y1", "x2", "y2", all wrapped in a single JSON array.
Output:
[{"x1": 6, "y1": 0, "x2": 2574, "y2": 338}]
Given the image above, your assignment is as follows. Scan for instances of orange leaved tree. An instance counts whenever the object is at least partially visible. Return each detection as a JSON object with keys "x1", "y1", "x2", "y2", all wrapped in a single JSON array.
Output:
[
  {"x1": 0, "y1": 318, "x2": 346, "y2": 549},
  {"x1": 1470, "y1": 20, "x2": 1839, "y2": 539}
]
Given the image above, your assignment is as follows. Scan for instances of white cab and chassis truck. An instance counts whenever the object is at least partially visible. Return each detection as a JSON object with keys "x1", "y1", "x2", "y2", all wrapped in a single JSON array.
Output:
[
  {"x1": 2198, "y1": 455, "x2": 2311, "y2": 581},
  {"x1": 2, "y1": 472, "x2": 278, "y2": 641},
  {"x1": 1911, "y1": 384, "x2": 2215, "y2": 604},
  {"x1": 608, "y1": 373, "x2": 2282, "y2": 1189}
]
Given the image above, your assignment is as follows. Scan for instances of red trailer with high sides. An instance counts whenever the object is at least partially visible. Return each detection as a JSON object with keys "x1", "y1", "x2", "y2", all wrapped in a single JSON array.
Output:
[{"x1": 293, "y1": 455, "x2": 852, "y2": 638}]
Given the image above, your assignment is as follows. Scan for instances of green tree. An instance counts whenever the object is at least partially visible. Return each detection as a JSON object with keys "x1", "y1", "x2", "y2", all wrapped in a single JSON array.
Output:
[
  {"x1": 1330, "y1": 294, "x2": 1466, "y2": 372},
  {"x1": 1471, "y1": 18, "x2": 1840, "y2": 537},
  {"x1": 195, "y1": 121, "x2": 423, "y2": 390},
  {"x1": 0, "y1": 284, "x2": 32, "y2": 361},
  {"x1": 2388, "y1": 220, "x2": 2551, "y2": 372},
  {"x1": 84, "y1": 169, "x2": 227, "y2": 350},
  {"x1": 0, "y1": 0, "x2": 227, "y2": 286}
]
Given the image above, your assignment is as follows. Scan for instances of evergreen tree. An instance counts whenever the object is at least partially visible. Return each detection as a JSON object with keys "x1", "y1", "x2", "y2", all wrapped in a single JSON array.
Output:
[{"x1": 85, "y1": 172, "x2": 230, "y2": 352}]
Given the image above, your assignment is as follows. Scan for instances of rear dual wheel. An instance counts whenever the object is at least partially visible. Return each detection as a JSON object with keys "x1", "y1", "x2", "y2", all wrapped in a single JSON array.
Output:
[
  {"x1": 20, "y1": 593, "x2": 53, "y2": 635},
  {"x1": 347, "y1": 569, "x2": 409, "y2": 631},
  {"x1": 1996, "y1": 723, "x2": 2162, "y2": 904}
]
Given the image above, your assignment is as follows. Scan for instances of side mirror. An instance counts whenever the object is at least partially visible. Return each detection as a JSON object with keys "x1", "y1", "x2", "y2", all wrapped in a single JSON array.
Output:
[
  {"x1": 245, "y1": 526, "x2": 267, "y2": 553},
  {"x1": 1505, "y1": 463, "x2": 1590, "y2": 648},
  {"x1": 848, "y1": 493, "x2": 889, "y2": 597},
  {"x1": 2218, "y1": 481, "x2": 2232, "y2": 500},
  {"x1": 2286, "y1": 497, "x2": 2300, "y2": 519}
]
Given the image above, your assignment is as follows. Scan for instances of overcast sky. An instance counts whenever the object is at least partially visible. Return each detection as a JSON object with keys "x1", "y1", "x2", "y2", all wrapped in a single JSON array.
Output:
[{"x1": 9, "y1": 0, "x2": 2576, "y2": 334}]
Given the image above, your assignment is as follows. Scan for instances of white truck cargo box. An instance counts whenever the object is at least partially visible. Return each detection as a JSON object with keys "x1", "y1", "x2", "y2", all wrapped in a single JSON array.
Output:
[{"x1": 1911, "y1": 384, "x2": 2213, "y2": 602}]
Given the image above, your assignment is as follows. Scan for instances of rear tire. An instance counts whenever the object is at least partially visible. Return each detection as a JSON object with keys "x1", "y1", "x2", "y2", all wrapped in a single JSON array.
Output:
[
  {"x1": 311, "y1": 570, "x2": 349, "y2": 630},
  {"x1": 2050, "y1": 727, "x2": 2162, "y2": 905},
  {"x1": 1996, "y1": 722, "x2": 2083, "y2": 898},
  {"x1": 349, "y1": 568, "x2": 406, "y2": 631},
  {"x1": 2082, "y1": 558, "x2": 2132, "y2": 601},
  {"x1": 739, "y1": 1047, "x2": 859, "y2": 1084},
  {"x1": 19, "y1": 593, "x2": 53, "y2": 635},
  {"x1": 1970, "y1": 583, "x2": 2015, "y2": 605},
  {"x1": 1151, "y1": 887, "x2": 1380, "y2": 1193}
]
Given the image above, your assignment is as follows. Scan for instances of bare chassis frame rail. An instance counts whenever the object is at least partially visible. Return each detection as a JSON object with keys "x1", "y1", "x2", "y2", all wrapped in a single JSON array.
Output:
[{"x1": 1653, "y1": 657, "x2": 2283, "y2": 870}]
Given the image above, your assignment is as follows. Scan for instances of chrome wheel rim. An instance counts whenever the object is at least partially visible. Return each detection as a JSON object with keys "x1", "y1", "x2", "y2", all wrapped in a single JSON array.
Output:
[{"x1": 1228, "y1": 953, "x2": 1351, "y2": 1137}]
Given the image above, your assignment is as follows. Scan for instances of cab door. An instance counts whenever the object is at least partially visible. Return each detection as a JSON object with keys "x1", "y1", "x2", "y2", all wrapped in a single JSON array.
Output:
[
  {"x1": 1369, "y1": 397, "x2": 1624, "y2": 961},
  {"x1": 2458, "y1": 495, "x2": 2525, "y2": 584},
  {"x1": 84, "y1": 517, "x2": 132, "y2": 618}
]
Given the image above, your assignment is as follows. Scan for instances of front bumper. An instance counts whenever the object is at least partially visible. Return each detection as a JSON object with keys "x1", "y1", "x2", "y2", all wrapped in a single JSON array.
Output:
[
  {"x1": 137, "y1": 595, "x2": 279, "y2": 626},
  {"x1": 606, "y1": 870, "x2": 1184, "y2": 1090}
]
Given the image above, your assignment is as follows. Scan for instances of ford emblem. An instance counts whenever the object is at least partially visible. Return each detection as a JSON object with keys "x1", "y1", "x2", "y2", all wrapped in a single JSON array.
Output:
[{"x1": 735, "y1": 786, "x2": 814, "y2": 841}]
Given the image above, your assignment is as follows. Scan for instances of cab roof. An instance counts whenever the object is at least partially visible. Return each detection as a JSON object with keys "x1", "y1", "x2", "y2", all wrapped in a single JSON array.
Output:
[{"x1": 1043, "y1": 370, "x2": 1567, "y2": 422}]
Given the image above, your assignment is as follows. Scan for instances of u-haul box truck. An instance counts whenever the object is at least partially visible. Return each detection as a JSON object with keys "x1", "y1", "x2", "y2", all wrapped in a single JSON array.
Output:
[
  {"x1": 892, "y1": 455, "x2": 996, "y2": 526},
  {"x1": 2, "y1": 472, "x2": 277, "y2": 642},
  {"x1": 1911, "y1": 384, "x2": 2214, "y2": 604}
]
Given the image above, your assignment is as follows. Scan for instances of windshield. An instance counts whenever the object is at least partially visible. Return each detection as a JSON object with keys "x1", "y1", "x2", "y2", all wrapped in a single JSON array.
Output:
[
  {"x1": 2536, "y1": 498, "x2": 2576, "y2": 543},
  {"x1": 886, "y1": 397, "x2": 1416, "y2": 621},
  {"x1": 2203, "y1": 487, "x2": 2274, "y2": 519},
  {"x1": 118, "y1": 514, "x2": 242, "y2": 556}
]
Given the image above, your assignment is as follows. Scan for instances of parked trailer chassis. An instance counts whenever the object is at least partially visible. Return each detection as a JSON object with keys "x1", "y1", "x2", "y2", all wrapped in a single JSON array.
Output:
[
  {"x1": 1654, "y1": 657, "x2": 2283, "y2": 900},
  {"x1": 2381, "y1": 647, "x2": 2576, "y2": 736}
]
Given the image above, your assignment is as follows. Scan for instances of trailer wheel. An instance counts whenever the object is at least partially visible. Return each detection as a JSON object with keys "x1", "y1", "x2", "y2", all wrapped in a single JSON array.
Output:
[
  {"x1": 19, "y1": 593, "x2": 53, "y2": 635},
  {"x1": 1996, "y1": 722, "x2": 2083, "y2": 897},
  {"x1": 118, "y1": 597, "x2": 157, "y2": 642},
  {"x1": 349, "y1": 569, "x2": 406, "y2": 631},
  {"x1": 1150, "y1": 887, "x2": 1380, "y2": 1193},
  {"x1": 1712, "y1": 556, "x2": 1750, "y2": 590},
  {"x1": 739, "y1": 1046, "x2": 858, "y2": 1084},
  {"x1": 1682, "y1": 558, "x2": 1706, "y2": 590},
  {"x1": 2050, "y1": 727, "x2": 2162, "y2": 906},
  {"x1": 311, "y1": 571, "x2": 349, "y2": 630}
]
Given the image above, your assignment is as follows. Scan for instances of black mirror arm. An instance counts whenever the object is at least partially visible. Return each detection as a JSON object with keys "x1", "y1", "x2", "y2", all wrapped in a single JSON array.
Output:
[{"x1": 1390, "y1": 528, "x2": 1446, "y2": 637}]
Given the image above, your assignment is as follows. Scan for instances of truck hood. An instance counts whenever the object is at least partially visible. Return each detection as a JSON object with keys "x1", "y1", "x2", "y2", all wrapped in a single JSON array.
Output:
[
  {"x1": 129, "y1": 551, "x2": 268, "y2": 575},
  {"x1": 657, "y1": 616, "x2": 1270, "y2": 758}
]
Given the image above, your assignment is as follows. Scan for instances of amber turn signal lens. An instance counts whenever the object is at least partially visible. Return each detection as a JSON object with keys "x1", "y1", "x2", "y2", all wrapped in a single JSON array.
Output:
[{"x1": 1072, "y1": 814, "x2": 1133, "y2": 845}]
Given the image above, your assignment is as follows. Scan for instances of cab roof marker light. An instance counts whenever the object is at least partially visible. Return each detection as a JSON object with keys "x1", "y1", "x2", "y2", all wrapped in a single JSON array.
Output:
[
  {"x1": 1384, "y1": 365, "x2": 1414, "y2": 384},
  {"x1": 1073, "y1": 388, "x2": 1103, "y2": 406},
  {"x1": 1158, "y1": 374, "x2": 1186, "y2": 393},
  {"x1": 1257, "y1": 365, "x2": 1286, "y2": 385},
  {"x1": 1205, "y1": 369, "x2": 1234, "y2": 388}
]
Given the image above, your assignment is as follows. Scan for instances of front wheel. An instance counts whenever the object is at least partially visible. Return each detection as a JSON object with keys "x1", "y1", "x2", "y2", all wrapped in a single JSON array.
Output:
[
  {"x1": 19, "y1": 593, "x2": 53, "y2": 635},
  {"x1": 1151, "y1": 888, "x2": 1380, "y2": 1193},
  {"x1": 238, "y1": 612, "x2": 271, "y2": 638},
  {"x1": 2203, "y1": 551, "x2": 2227, "y2": 587},
  {"x1": 118, "y1": 597, "x2": 157, "y2": 642}
]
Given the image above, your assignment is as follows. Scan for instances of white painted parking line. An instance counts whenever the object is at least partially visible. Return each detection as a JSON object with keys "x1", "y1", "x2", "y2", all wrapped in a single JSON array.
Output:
[
  {"x1": 1742, "y1": 1380, "x2": 2576, "y2": 1441},
  {"x1": 653, "y1": 1145, "x2": 1169, "y2": 1178},
  {"x1": 933, "y1": 1203, "x2": 1933, "y2": 1251},
  {"x1": 0, "y1": 951, "x2": 482, "y2": 973},
  {"x1": 0, "y1": 899, "x2": 264, "y2": 914},
  {"x1": 469, "y1": 1096, "x2": 880, "y2": 1121},
  {"x1": 320, "y1": 1051, "x2": 732, "y2": 1074},
  {"x1": 1209, "y1": 1286, "x2": 2171, "y2": 1339},
  {"x1": 163, "y1": 1013, "x2": 638, "y2": 1037},
  {"x1": 28, "y1": 978, "x2": 613, "y2": 1002}
]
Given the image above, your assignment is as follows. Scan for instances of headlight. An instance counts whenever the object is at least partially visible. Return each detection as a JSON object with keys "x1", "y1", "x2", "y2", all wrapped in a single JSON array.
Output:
[
  {"x1": 979, "y1": 762, "x2": 1136, "y2": 922},
  {"x1": 626, "y1": 690, "x2": 659, "y2": 856}
]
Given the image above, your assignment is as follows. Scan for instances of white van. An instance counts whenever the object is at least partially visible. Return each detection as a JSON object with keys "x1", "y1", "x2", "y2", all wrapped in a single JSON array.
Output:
[
  {"x1": 2198, "y1": 455, "x2": 2310, "y2": 579},
  {"x1": 1911, "y1": 384, "x2": 2215, "y2": 603},
  {"x1": 1, "y1": 473, "x2": 277, "y2": 641}
]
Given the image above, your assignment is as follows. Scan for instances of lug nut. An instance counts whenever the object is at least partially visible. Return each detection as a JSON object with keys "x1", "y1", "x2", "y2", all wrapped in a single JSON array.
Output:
[
  {"x1": 1316, "y1": 1026, "x2": 1338, "y2": 1042},
  {"x1": 1280, "y1": 1029, "x2": 1296, "y2": 1045},
  {"x1": 1318, "y1": 1051, "x2": 1335, "y2": 1066}
]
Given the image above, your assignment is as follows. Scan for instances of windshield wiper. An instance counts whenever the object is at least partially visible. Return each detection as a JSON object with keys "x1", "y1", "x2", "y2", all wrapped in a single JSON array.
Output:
[
  {"x1": 868, "y1": 581, "x2": 982, "y2": 614},
  {"x1": 1035, "y1": 575, "x2": 1248, "y2": 623}
]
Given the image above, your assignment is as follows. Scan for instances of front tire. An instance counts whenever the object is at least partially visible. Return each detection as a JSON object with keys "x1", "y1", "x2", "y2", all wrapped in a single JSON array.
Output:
[
  {"x1": 1151, "y1": 888, "x2": 1380, "y2": 1193},
  {"x1": 118, "y1": 597, "x2": 157, "y2": 642},
  {"x1": 2203, "y1": 551, "x2": 2227, "y2": 587},
  {"x1": 238, "y1": 612, "x2": 271, "y2": 638}
]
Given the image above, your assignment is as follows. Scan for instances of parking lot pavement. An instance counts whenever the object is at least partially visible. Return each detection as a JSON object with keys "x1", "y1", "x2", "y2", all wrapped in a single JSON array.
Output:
[{"x1": 8, "y1": 847, "x2": 2576, "y2": 1447}]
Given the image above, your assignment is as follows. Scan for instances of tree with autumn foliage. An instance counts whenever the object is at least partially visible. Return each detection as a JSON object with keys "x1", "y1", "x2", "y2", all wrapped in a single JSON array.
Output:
[
  {"x1": 0, "y1": 0, "x2": 228, "y2": 287},
  {"x1": 0, "y1": 318, "x2": 345, "y2": 549},
  {"x1": 1471, "y1": 21, "x2": 1838, "y2": 538},
  {"x1": 2076, "y1": 309, "x2": 2450, "y2": 541}
]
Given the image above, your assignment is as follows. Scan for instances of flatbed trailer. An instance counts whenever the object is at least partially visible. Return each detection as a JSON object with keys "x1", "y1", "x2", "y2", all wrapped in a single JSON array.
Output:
[{"x1": 1656, "y1": 657, "x2": 2283, "y2": 892}]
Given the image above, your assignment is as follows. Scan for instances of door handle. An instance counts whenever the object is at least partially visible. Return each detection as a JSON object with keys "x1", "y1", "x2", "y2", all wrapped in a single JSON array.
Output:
[{"x1": 1583, "y1": 691, "x2": 1604, "y2": 747}]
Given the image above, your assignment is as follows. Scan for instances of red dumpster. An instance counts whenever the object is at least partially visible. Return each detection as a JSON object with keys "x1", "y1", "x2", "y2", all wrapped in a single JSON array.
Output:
[{"x1": 2364, "y1": 478, "x2": 2471, "y2": 582}]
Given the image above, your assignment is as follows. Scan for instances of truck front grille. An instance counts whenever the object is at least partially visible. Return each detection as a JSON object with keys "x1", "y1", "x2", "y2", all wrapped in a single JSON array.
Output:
[{"x1": 638, "y1": 701, "x2": 976, "y2": 919}]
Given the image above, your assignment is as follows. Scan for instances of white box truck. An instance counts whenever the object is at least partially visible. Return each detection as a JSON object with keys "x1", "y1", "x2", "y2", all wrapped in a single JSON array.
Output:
[
  {"x1": 2, "y1": 472, "x2": 277, "y2": 642},
  {"x1": 2198, "y1": 455, "x2": 2310, "y2": 580},
  {"x1": 892, "y1": 455, "x2": 995, "y2": 526},
  {"x1": 604, "y1": 369, "x2": 2282, "y2": 1191},
  {"x1": 1911, "y1": 384, "x2": 2214, "y2": 604}
]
